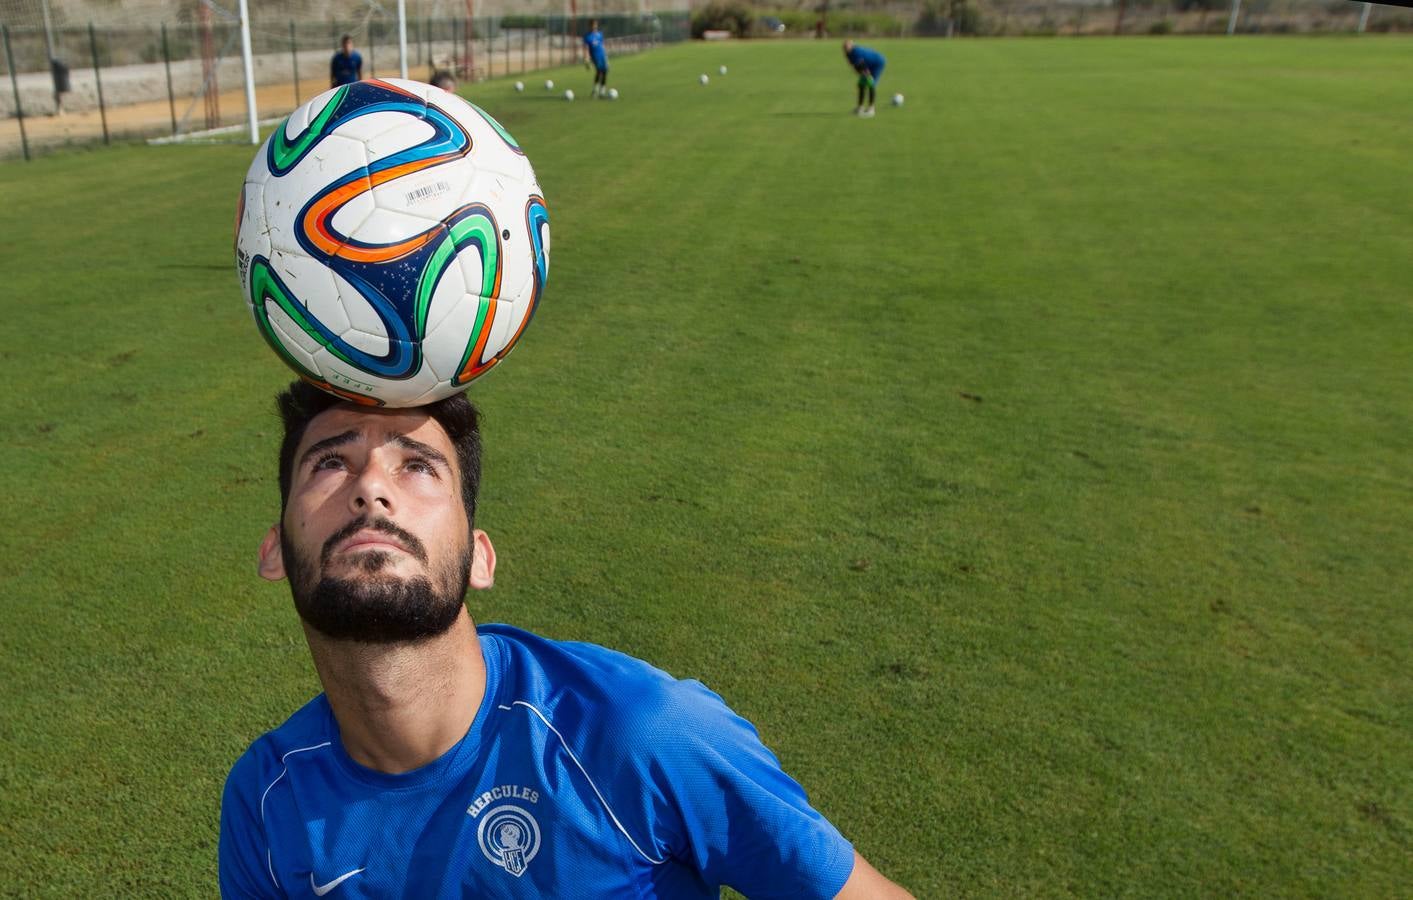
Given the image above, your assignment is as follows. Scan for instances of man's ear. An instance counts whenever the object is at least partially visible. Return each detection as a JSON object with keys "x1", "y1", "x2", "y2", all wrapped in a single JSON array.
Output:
[
  {"x1": 468, "y1": 529, "x2": 496, "y2": 590},
  {"x1": 258, "y1": 524, "x2": 287, "y2": 582}
]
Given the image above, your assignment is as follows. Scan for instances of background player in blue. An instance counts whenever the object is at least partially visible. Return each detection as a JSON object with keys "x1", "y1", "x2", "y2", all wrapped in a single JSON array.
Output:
[
  {"x1": 582, "y1": 19, "x2": 609, "y2": 98},
  {"x1": 219, "y1": 381, "x2": 914, "y2": 898},
  {"x1": 842, "y1": 40, "x2": 885, "y2": 118},
  {"x1": 330, "y1": 35, "x2": 362, "y2": 88}
]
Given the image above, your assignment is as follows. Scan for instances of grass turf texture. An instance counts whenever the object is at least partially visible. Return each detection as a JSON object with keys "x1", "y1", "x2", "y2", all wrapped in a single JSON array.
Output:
[{"x1": 1, "y1": 36, "x2": 1410, "y2": 896}]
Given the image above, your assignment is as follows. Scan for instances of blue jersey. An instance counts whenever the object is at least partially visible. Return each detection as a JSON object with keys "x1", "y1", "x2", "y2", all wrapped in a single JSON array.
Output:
[
  {"x1": 846, "y1": 46, "x2": 885, "y2": 77},
  {"x1": 330, "y1": 51, "x2": 362, "y2": 86},
  {"x1": 220, "y1": 624, "x2": 854, "y2": 898},
  {"x1": 583, "y1": 30, "x2": 607, "y2": 68}
]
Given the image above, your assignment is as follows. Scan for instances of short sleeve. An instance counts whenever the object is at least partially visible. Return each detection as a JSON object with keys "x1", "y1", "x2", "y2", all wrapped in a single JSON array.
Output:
[
  {"x1": 219, "y1": 753, "x2": 278, "y2": 899},
  {"x1": 635, "y1": 681, "x2": 855, "y2": 900}
]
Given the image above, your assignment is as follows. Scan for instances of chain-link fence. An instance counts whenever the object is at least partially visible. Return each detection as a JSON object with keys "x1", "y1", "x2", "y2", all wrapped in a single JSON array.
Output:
[
  {"x1": 954, "y1": 0, "x2": 1408, "y2": 37},
  {"x1": 1, "y1": 10, "x2": 689, "y2": 159},
  {"x1": 3, "y1": 1, "x2": 1407, "y2": 159},
  {"x1": 686, "y1": 1, "x2": 1409, "y2": 38}
]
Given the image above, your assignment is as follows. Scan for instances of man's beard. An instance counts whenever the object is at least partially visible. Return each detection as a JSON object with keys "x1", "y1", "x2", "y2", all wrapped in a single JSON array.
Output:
[{"x1": 282, "y1": 516, "x2": 471, "y2": 644}]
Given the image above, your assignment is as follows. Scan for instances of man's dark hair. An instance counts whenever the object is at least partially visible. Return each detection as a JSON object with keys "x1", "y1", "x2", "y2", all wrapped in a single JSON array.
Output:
[
  {"x1": 275, "y1": 381, "x2": 483, "y2": 529},
  {"x1": 340, "y1": 34, "x2": 352, "y2": 45}
]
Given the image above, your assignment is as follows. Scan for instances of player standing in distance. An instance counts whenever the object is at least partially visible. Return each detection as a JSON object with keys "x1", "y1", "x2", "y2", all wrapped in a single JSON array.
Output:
[
  {"x1": 330, "y1": 35, "x2": 362, "y2": 89},
  {"x1": 219, "y1": 383, "x2": 915, "y2": 897},
  {"x1": 583, "y1": 19, "x2": 609, "y2": 98},
  {"x1": 842, "y1": 39, "x2": 885, "y2": 118}
]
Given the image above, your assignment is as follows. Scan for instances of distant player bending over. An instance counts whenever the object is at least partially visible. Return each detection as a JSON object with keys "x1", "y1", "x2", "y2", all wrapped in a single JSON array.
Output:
[
  {"x1": 583, "y1": 19, "x2": 609, "y2": 98},
  {"x1": 843, "y1": 39, "x2": 885, "y2": 118}
]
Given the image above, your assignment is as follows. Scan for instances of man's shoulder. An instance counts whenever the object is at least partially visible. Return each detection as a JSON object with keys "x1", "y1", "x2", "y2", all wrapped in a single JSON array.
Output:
[
  {"x1": 482, "y1": 623, "x2": 696, "y2": 705},
  {"x1": 224, "y1": 693, "x2": 333, "y2": 795},
  {"x1": 482, "y1": 624, "x2": 744, "y2": 755}
]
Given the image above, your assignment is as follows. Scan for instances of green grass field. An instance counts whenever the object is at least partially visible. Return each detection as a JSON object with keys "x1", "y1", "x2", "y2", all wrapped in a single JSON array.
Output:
[{"x1": 1, "y1": 36, "x2": 1410, "y2": 896}]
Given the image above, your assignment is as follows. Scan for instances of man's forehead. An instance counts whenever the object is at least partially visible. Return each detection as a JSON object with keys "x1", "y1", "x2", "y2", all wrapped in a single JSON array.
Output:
[{"x1": 298, "y1": 404, "x2": 453, "y2": 455}]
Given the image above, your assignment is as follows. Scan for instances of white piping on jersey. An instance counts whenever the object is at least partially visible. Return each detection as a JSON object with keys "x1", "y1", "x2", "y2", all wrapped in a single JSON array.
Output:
[
  {"x1": 259, "y1": 741, "x2": 333, "y2": 890},
  {"x1": 498, "y1": 701, "x2": 667, "y2": 865}
]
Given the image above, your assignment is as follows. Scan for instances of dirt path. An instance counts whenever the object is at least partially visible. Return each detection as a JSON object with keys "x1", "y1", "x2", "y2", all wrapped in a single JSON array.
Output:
[
  {"x1": 1, "y1": 38, "x2": 646, "y2": 158},
  {"x1": 2, "y1": 79, "x2": 311, "y2": 156}
]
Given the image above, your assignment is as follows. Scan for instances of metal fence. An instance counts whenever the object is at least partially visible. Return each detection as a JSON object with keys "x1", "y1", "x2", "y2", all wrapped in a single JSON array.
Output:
[
  {"x1": 1, "y1": 11, "x2": 690, "y2": 160},
  {"x1": 691, "y1": 0, "x2": 1410, "y2": 38},
  {"x1": 949, "y1": 0, "x2": 1409, "y2": 37},
  {"x1": 4, "y1": 3, "x2": 1407, "y2": 160}
]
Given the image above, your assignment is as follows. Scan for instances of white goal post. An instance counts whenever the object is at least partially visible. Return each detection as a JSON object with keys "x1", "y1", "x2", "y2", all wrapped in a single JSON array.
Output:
[
  {"x1": 237, "y1": 0, "x2": 257, "y2": 143},
  {"x1": 233, "y1": 0, "x2": 409, "y2": 144}
]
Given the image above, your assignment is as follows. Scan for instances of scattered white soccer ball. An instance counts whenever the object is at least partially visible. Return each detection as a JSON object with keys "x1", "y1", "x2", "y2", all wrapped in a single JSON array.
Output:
[
  {"x1": 607, "y1": 88, "x2": 619, "y2": 100},
  {"x1": 544, "y1": 79, "x2": 554, "y2": 90},
  {"x1": 514, "y1": 81, "x2": 524, "y2": 92},
  {"x1": 699, "y1": 74, "x2": 709, "y2": 85},
  {"x1": 892, "y1": 93, "x2": 905, "y2": 107},
  {"x1": 719, "y1": 65, "x2": 728, "y2": 76},
  {"x1": 235, "y1": 79, "x2": 550, "y2": 407},
  {"x1": 564, "y1": 89, "x2": 575, "y2": 101}
]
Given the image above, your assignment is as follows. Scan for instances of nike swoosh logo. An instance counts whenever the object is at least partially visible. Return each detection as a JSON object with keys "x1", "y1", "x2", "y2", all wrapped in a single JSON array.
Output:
[{"x1": 310, "y1": 868, "x2": 365, "y2": 896}]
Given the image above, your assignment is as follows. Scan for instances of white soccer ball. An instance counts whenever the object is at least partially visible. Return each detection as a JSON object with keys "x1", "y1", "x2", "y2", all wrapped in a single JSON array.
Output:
[
  {"x1": 514, "y1": 81, "x2": 524, "y2": 92},
  {"x1": 607, "y1": 88, "x2": 619, "y2": 100},
  {"x1": 544, "y1": 79, "x2": 554, "y2": 90},
  {"x1": 892, "y1": 93, "x2": 904, "y2": 107},
  {"x1": 699, "y1": 74, "x2": 709, "y2": 85},
  {"x1": 719, "y1": 65, "x2": 727, "y2": 76},
  {"x1": 564, "y1": 89, "x2": 575, "y2": 101},
  {"x1": 234, "y1": 78, "x2": 550, "y2": 407}
]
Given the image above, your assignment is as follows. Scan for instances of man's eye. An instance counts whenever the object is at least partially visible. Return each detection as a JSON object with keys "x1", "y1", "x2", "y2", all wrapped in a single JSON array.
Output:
[
  {"x1": 312, "y1": 453, "x2": 345, "y2": 471},
  {"x1": 405, "y1": 458, "x2": 436, "y2": 475}
]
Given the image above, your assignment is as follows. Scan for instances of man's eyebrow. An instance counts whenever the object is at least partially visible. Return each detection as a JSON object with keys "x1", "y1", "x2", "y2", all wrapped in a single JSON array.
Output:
[
  {"x1": 390, "y1": 434, "x2": 451, "y2": 469},
  {"x1": 299, "y1": 430, "x2": 359, "y2": 467}
]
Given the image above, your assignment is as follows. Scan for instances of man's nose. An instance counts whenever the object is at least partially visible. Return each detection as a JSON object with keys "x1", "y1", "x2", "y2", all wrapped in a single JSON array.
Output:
[{"x1": 348, "y1": 461, "x2": 394, "y2": 515}]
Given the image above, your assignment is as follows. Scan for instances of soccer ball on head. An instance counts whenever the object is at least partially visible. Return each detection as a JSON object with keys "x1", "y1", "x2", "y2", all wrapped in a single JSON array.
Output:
[{"x1": 234, "y1": 78, "x2": 550, "y2": 407}]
